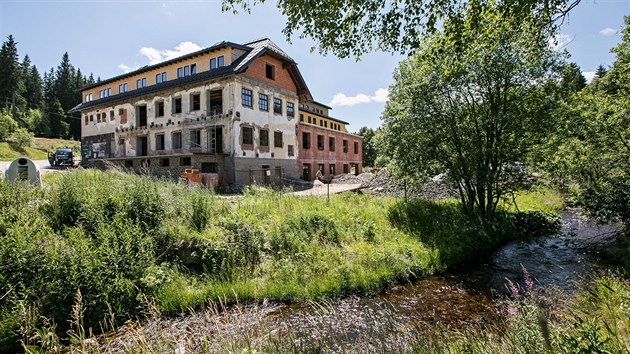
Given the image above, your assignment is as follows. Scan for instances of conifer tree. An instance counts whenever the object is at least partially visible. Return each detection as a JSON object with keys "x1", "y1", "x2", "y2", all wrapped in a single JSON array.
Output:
[{"x1": 0, "y1": 35, "x2": 24, "y2": 113}]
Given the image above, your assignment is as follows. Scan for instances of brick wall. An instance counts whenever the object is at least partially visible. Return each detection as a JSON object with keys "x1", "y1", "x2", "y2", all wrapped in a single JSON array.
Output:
[
  {"x1": 297, "y1": 123, "x2": 362, "y2": 180},
  {"x1": 242, "y1": 54, "x2": 297, "y2": 93}
]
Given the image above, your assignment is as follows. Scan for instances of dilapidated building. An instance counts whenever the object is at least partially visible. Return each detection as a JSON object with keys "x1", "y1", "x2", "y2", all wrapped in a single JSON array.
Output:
[{"x1": 71, "y1": 38, "x2": 361, "y2": 187}]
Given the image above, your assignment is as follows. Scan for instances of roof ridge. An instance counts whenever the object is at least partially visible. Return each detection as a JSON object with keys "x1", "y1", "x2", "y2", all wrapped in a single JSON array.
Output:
[{"x1": 242, "y1": 37, "x2": 270, "y2": 46}]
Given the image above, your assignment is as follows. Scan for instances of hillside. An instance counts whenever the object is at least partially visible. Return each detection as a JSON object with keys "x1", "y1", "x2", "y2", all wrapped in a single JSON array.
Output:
[{"x1": 0, "y1": 137, "x2": 80, "y2": 161}]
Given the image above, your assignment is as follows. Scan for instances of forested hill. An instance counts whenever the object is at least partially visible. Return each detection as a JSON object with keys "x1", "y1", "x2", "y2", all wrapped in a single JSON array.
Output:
[{"x1": 0, "y1": 34, "x2": 97, "y2": 141}]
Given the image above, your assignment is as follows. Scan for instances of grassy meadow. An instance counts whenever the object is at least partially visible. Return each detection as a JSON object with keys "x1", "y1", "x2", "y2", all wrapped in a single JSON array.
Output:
[
  {"x1": 0, "y1": 169, "x2": 563, "y2": 352},
  {"x1": 0, "y1": 138, "x2": 80, "y2": 161}
]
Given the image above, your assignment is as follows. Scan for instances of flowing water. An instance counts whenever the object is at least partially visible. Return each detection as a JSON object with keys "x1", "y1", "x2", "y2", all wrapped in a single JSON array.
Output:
[{"x1": 96, "y1": 209, "x2": 619, "y2": 352}]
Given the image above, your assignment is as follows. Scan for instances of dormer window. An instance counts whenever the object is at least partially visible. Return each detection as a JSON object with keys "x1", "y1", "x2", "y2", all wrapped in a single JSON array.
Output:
[{"x1": 265, "y1": 64, "x2": 275, "y2": 80}]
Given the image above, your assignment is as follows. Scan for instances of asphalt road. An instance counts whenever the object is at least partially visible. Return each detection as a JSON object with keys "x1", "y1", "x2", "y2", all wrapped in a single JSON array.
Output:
[{"x1": 0, "y1": 159, "x2": 53, "y2": 175}]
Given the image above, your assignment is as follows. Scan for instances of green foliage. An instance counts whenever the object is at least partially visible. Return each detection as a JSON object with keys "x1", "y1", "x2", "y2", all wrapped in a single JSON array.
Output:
[
  {"x1": 381, "y1": 2, "x2": 561, "y2": 221},
  {"x1": 222, "y1": 0, "x2": 576, "y2": 58},
  {"x1": 11, "y1": 127, "x2": 33, "y2": 148},
  {"x1": 538, "y1": 16, "x2": 630, "y2": 226},
  {"x1": 0, "y1": 170, "x2": 563, "y2": 350},
  {"x1": 0, "y1": 112, "x2": 18, "y2": 141},
  {"x1": 356, "y1": 126, "x2": 378, "y2": 167}
]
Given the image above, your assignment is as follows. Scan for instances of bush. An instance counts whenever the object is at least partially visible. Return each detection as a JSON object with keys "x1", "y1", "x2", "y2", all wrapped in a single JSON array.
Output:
[
  {"x1": 11, "y1": 127, "x2": 34, "y2": 148},
  {"x1": 0, "y1": 113, "x2": 17, "y2": 142}
]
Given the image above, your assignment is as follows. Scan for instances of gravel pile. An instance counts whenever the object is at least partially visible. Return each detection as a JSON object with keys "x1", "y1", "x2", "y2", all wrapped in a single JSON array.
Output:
[{"x1": 333, "y1": 168, "x2": 457, "y2": 200}]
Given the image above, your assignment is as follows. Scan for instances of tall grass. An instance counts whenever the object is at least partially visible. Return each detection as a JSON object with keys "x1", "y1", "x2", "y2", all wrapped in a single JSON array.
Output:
[
  {"x1": 60, "y1": 273, "x2": 630, "y2": 353},
  {"x1": 0, "y1": 169, "x2": 561, "y2": 351}
]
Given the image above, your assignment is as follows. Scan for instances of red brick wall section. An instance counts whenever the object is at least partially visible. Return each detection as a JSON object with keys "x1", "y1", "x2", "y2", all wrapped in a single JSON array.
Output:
[
  {"x1": 297, "y1": 123, "x2": 362, "y2": 180},
  {"x1": 243, "y1": 54, "x2": 297, "y2": 93}
]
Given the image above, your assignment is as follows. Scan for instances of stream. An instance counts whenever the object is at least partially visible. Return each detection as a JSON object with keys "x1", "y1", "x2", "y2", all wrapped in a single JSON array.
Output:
[{"x1": 96, "y1": 209, "x2": 619, "y2": 352}]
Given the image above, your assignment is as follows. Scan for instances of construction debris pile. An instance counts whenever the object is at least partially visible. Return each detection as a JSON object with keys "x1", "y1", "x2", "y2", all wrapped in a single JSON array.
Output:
[{"x1": 332, "y1": 168, "x2": 457, "y2": 200}]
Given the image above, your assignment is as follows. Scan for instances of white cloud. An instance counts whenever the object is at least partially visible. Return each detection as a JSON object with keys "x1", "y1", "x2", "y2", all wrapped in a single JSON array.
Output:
[
  {"x1": 549, "y1": 33, "x2": 572, "y2": 50},
  {"x1": 583, "y1": 71, "x2": 596, "y2": 83},
  {"x1": 118, "y1": 41, "x2": 203, "y2": 73},
  {"x1": 329, "y1": 88, "x2": 389, "y2": 106},
  {"x1": 599, "y1": 27, "x2": 617, "y2": 36},
  {"x1": 371, "y1": 88, "x2": 389, "y2": 103},
  {"x1": 117, "y1": 64, "x2": 137, "y2": 73},
  {"x1": 139, "y1": 41, "x2": 202, "y2": 65}
]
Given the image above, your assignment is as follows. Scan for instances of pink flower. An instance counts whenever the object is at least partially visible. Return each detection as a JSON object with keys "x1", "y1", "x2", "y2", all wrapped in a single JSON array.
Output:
[{"x1": 522, "y1": 267, "x2": 534, "y2": 291}]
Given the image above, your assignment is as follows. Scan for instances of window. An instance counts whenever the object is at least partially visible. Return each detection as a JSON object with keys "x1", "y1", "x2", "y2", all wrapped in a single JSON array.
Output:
[
  {"x1": 136, "y1": 78, "x2": 146, "y2": 89},
  {"x1": 155, "y1": 101, "x2": 164, "y2": 117},
  {"x1": 329, "y1": 137, "x2": 335, "y2": 151},
  {"x1": 330, "y1": 164, "x2": 335, "y2": 176},
  {"x1": 118, "y1": 138, "x2": 125, "y2": 145},
  {"x1": 160, "y1": 158, "x2": 170, "y2": 167},
  {"x1": 172, "y1": 132, "x2": 182, "y2": 149},
  {"x1": 302, "y1": 132, "x2": 310, "y2": 149},
  {"x1": 242, "y1": 126, "x2": 253, "y2": 145},
  {"x1": 354, "y1": 141, "x2": 359, "y2": 154},
  {"x1": 190, "y1": 129, "x2": 201, "y2": 148},
  {"x1": 190, "y1": 64, "x2": 196, "y2": 75},
  {"x1": 184, "y1": 66, "x2": 190, "y2": 76},
  {"x1": 190, "y1": 93, "x2": 201, "y2": 111},
  {"x1": 210, "y1": 58, "x2": 216, "y2": 69},
  {"x1": 107, "y1": 88, "x2": 112, "y2": 97},
  {"x1": 96, "y1": 113, "x2": 101, "y2": 123},
  {"x1": 259, "y1": 93, "x2": 269, "y2": 111},
  {"x1": 313, "y1": 118, "x2": 317, "y2": 125},
  {"x1": 156, "y1": 134, "x2": 165, "y2": 150},
  {"x1": 274, "y1": 131, "x2": 283, "y2": 148},
  {"x1": 180, "y1": 157, "x2": 191, "y2": 166},
  {"x1": 177, "y1": 67, "x2": 183, "y2": 78},
  {"x1": 84, "y1": 115, "x2": 88, "y2": 125},
  {"x1": 99, "y1": 90, "x2": 103, "y2": 98},
  {"x1": 308, "y1": 116, "x2": 311, "y2": 124},
  {"x1": 319, "y1": 120, "x2": 323, "y2": 127},
  {"x1": 260, "y1": 129, "x2": 269, "y2": 147},
  {"x1": 201, "y1": 162, "x2": 217, "y2": 173},
  {"x1": 173, "y1": 97, "x2": 182, "y2": 114},
  {"x1": 317, "y1": 135, "x2": 324, "y2": 150},
  {"x1": 324, "y1": 121, "x2": 328, "y2": 128},
  {"x1": 241, "y1": 88, "x2": 253, "y2": 107},
  {"x1": 119, "y1": 108, "x2": 124, "y2": 115},
  {"x1": 273, "y1": 98, "x2": 282, "y2": 114},
  {"x1": 89, "y1": 115, "x2": 93, "y2": 122},
  {"x1": 300, "y1": 114, "x2": 304, "y2": 122},
  {"x1": 343, "y1": 164, "x2": 349, "y2": 174},
  {"x1": 287, "y1": 102, "x2": 294, "y2": 117},
  {"x1": 265, "y1": 64, "x2": 275, "y2": 80},
  {"x1": 110, "y1": 110, "x2": 114, "y2": 119},
  {"x1": 217, "y1": 56, "x2": 224, "y2": 67},
  {"x1": 288, "y1": 145, "x2": 294, "y2": 157},
  {"x1": 156, "y1": 72, "x2": 166, "y2": 84},
  {"x1": 343, "y1": 139, "x2": 348, "y2": 153}
]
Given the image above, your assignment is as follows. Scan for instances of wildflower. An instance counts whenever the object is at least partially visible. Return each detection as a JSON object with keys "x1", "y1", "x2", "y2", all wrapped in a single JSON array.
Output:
[
  {"x1": 506, "y1": 306, "x2": 516, "y2": 317},
  {"x1": 505, "y1": 278, "x2": 520, "y2": 297},
  {"x1": 523, "y1": 267, "x2": 534, "y2": 292}
]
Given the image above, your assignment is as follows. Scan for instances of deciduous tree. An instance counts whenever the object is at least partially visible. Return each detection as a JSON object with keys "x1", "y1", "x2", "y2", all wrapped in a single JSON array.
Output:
[
  {"x1": 223, "y1": 0, "x2": 581, "y2": 58},
  {"x1": 380, "y1": 2, "x2": 560, "y2": 221}
]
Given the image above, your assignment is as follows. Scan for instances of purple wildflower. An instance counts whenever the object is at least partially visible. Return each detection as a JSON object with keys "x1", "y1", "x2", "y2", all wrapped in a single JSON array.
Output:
[
  {"x1": 505, "y1": 279, "x2": 520, "y2": 297},
  {"x1": 523, "y1": 268, "x2": 534, "y2": 291},
  {"x1": 507, "y1": 306, "x2": 516, "y2": 317}
]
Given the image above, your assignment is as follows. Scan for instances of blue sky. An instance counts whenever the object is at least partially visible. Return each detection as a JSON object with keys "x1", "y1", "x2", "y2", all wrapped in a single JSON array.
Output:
[{"x1": 0, "y1": 0, "x2": 627, "y2": 130}]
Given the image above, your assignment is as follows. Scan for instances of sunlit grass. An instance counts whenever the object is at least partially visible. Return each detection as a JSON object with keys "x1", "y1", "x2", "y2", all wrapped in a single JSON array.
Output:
[{"x1": 0, "y1": 169, "x2": 564, "y2": 352}]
